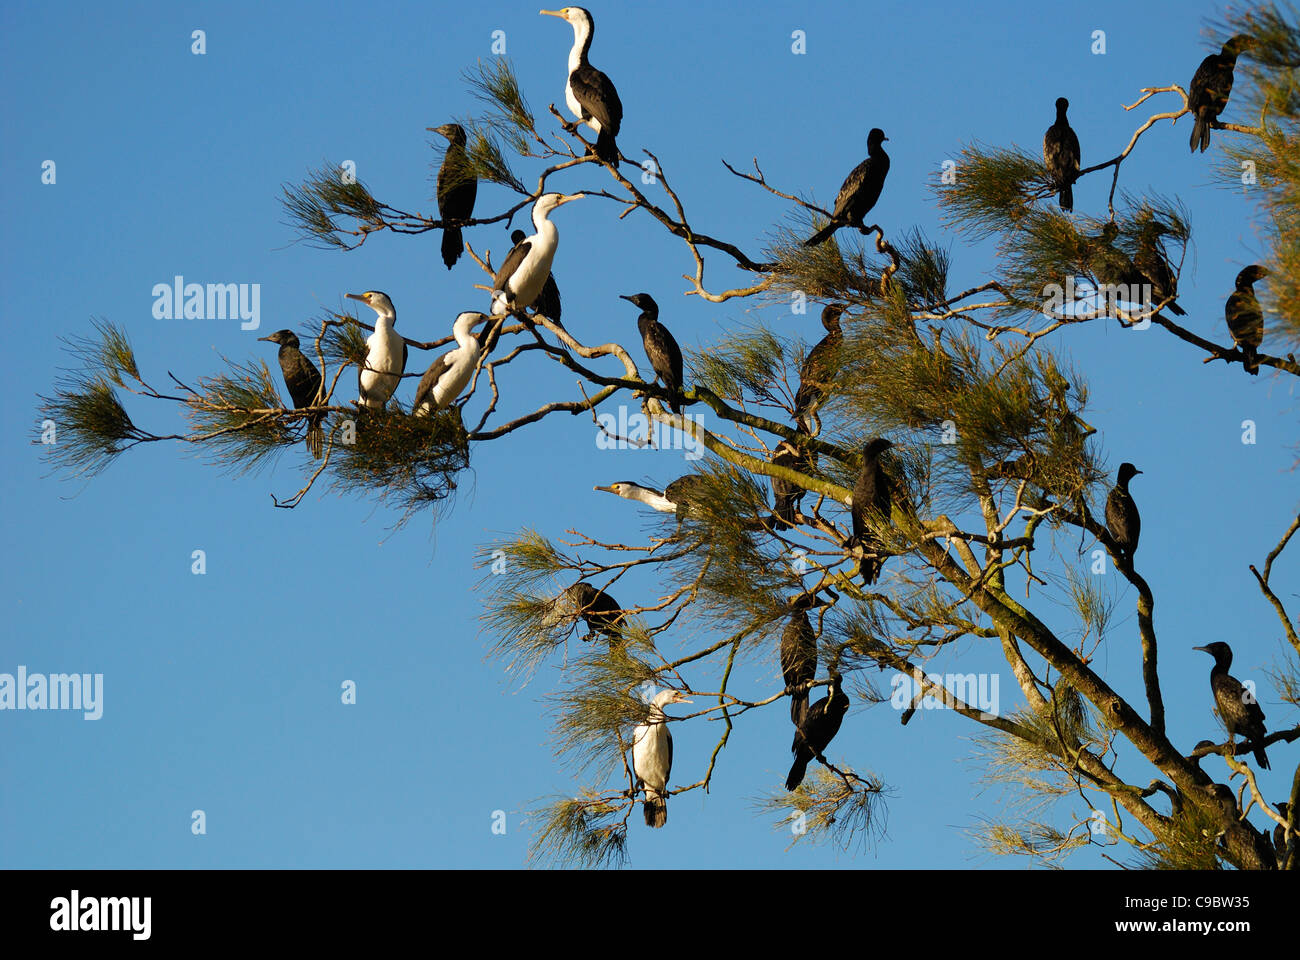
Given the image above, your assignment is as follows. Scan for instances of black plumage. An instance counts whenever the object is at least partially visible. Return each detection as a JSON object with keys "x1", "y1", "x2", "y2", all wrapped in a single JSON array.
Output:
[
  {"x1": 770, "y1": 439, "x2": 814, "y2": 529},
  {"x1": 781, "y1": 594, "x2": 818, "y2": 727},
  {"x1": 1193, "y1": 642, "x2": 1270, "y2": 770},
  {"x1": 511, "y1": 229, "x2": 562, "y2": 325},
  {"x1": 851, "y1": 438, "x2": 894, "y2": 585},
  {"x1": 786, "y1": 672, "x2": 850, "y2": 791},
  {"x1": 432, "y1": 123, "x2": 477, "y2": 269},
  {"x1": 1105, "y1": 462, "x2": 1142, "y2": 566},
  {"x1": 562, "y1": 582, "x2": 626, "y2": 642},
  {"x1": 793, "y1": 304, "x2": 845, "y2": 432},
  {"x1": 258, "y1": 329, "x2": 324, "y2": 458},
  {"x1": 622, "y1": 293, "x2": 683, "y2": 414},
  {"x1": 804, "y1": 129, "x2": 890, "y2": 247},
  {"x1": 1226, "y1": 265, "x2": 1269, "y2": 375},
  {"x1": 1043, "y1": 97, "x2": 1081, "y2": 212},
  {"x1": 664, "y1": 475, "x2": 706, "y2": 522},
  {"x1": 1188, "y1": 35, "x2": 1252, "y2": 153},
  {"x1": 1274, "y1": 801, "x2": 1291, "y2": 865},
  {"x1": 1134, "y1": 219, "x2": 1186, "y2": 316}
]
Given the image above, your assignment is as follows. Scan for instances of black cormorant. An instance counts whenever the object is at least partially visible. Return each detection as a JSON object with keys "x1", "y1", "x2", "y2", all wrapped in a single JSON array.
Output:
[
  {"x1": 786, "y1": 672, "x2": 850, "y2": 790},
  {"x1": 621, "y1": 293, "x2": 683, "y2": 414},
  {"x1": 1134, "y1": 219, "x2": 1186, "y2": 316},
  {"x1": 1105, "y1": 462, "x2": 1142, "y2": 566},
  {"x1": 540, "y1": 7, "x2": 623, "y2": 165},
  {"x1": 346, "y1": 291, "x2": 407, "y2": 409},
  {"x1": 511, "y1": 229, "x2": 562, "y2": 325},
  {"x1": 804, "y1": 129, "x2": 890, "y2": 247},
  {"x1": 793, "y1": 304, "x2": 845, "y2": 432},
  {"x1": 491, "y1": 193, "x2": 582, "y2": 317},
  {"x1": 1193, "y1": 642, "x2": 1270, "y2": 769},
  {"x1": 632, "y1": 688, "x2": 691, "y2": 827},
  {"x1": 1188, "y1": 35, "x2": 1253, "y2": 153},
  {"x1": 1226, "y1": 265, "x2": 1269, "y2": 375},
  {"x1": 851, "y1": 438, "x2": 894, "y2": 585},
  {"x1": 555, "y1": 581, "x2": 626, "y2": 641},
  {"x1": 258, "y1": 329, "x2": 324, "y2": 458},
  {"x1": 410, "y1": 312, "x2": 490, "y2": 416},
  {"x1": 781, "y1": 594, "x2": 818, "y2": 727},
  {"x1": 1274, "y1": 801, "x2": 1291, "y2": 864},
  {"x1": 771, "y1": 439, "x2": 814, "y2": 529},
  {"x1": 1043, "y1": 97, "x2": 1080, "y2": 212},
  {"x1": 431, "y1": 123, "x2": 477, "y2": 269}
]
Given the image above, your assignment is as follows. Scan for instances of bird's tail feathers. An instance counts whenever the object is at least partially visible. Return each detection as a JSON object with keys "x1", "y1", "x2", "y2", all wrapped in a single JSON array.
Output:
[
  {"x1": 1167, "y1": 300, "x2": 1187, "y2": 316},
  {"x1": 786, "y1": 756, "x2": 809, "y2": 792},
  {"x1": 441, "y1": 227, "x2": 464, "y2": 269},
  {"x1": 804, "y1": 223, "x2": 837, "y2": 247},
  {"x1": 1243, "y1": 345, "x2": 1260, "y2": 375},
  {"x1": 596, "y1": 129, "x2": 619, "y2": 166},
  {"x1": 643, "y1": 791, "x2": 667, "y2": 828},
  {"x1": 1254, "y1": 741, "x2": 1271, "y2": 770},
  {"x1": 1190, "y1": 115, "x2": 1211, "y2": 153},
  {"x1": 306, "y1": 419, "x2": 324, "y2": 459},
  {"x1": 1059, "y1": 183, "x2": 1073, "y2": 212}
]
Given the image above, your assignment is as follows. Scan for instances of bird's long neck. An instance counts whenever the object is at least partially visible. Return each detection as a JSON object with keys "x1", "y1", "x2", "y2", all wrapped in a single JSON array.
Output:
[
  {"x1": 372, "y1": 308, "x2": 396, "y2": 331},
  {"x1": 532, "y1": 211, "x2": 560, "y2": 245},
  {"x1": 568, "y1": 19, "x2": 593, "y2": 71},
  {"x1": 454, "y1": 321, "x2": 481, "y2": 353},
  {"x1": 626, "y1": 485, "x2": 672, "y2": 510},
  {"x1": 1056, "y1": 105, "x2": 1069, "y2": 123},
  {"x1": 1212, "y1": 651, "x2": 1232, "y2": 675}
]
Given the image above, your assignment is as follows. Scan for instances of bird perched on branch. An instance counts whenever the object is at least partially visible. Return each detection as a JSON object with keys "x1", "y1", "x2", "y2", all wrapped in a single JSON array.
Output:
[
  {"x1": 1188, "y1": 35, "x2": 1253, "y2": 153},
  {"x1": 258, "y1": 329, "x2": 324, "y2": 458},
  {"x1": 1133, "y1": 218, "x2": 1186, "y2": 316},
  {"x1": 491, "y1": 193, "x2": 583, "y2": 317},
  {"x1": 411, "y1": 312, "x2": 490, "y2": 417},
  {"x1": 1193, "y1": 642, "x2": 1270, "y2": 770},
  {"x1": 621, "y1": 293, "x2": 683, "y2": 414},
  {"x1": 770, "y1": 439, "x2": 814, "y2": 529},
  {"x1": 1226, "y1": 265, "x2": 1269, "y2": 375},
  {"x1": 511, "y1": 229, "x2": 561, "y2": 325},
  {"x1": 804, "y1": 129, "x2": 890, "y2": 247},
  {"x1": 1043, "y1": 97, "x2": 1080, "y2": 212},
  {"x1": 632, "y1": 688, "x2": 691, "y2": 827},
  {"x1": 786, "y1": 672, "x2": 849, "y2": 791},
  {"x1": 346, "y1": 291, "x2": 407, "y2": 410},
  {"x1": 781, "y1": 594, "x2": 818, "y2": 727},
  {"x1": 542, "y1": 581, "x2": 627, "y2": 642},
  {"x1": 1105, "y1": 462, "x2": 1142, "y2": 566},
  {"x1": 793, "y1": 304, "x2": 845, "y2": 433},
  {"x1": 851, "y1": 438, "x2": 895, "y2": 585},
  {"x1": 431, "y1": 123, "x2": 477, "y2": 270},
  {"x1": 540, "y1": 6, "x2": 623, "y2": 165}
]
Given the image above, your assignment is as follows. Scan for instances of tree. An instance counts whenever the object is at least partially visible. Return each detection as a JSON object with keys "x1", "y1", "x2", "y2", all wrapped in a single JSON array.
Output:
[{"x1": 36, "y1": 6, "x2": 1298, "y2": 869}]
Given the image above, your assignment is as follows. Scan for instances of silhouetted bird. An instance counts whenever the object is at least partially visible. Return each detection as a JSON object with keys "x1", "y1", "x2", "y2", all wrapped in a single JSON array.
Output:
[
  {"x1": 1226, "y1": 265, "x2": 1269, "y2": 375},
  {"x1": 781, "y1": 594, "x2": 818, "y2": 727},
  {"x1": 1274, "y1": 801, "x2": 1291, "y2": 864},
  {"x1": 805, "y1": 130, "x2": 890, "y2": 246},
  {"x1": 551, "y1": 581, "x2": 626, "y2": 642},
  {"x1": 851, "y1": 438, "x2": 894, "y2": 584},
  {"x1": 258, "y1": 329, "x2": 324, "y2": 458},
  {"x1": 1134, "y1": 219, "x2": 1186, "y2": 316},
  {"x1": 770, "y1": 439, "x2": 814, "y2": 529},
  {"x1": 786, "y1": 672, "x2": 850, "y2": 790},
  {"x1": 1193, "y1": 641, "x2": 1270, "y2": 770},
  {"x1": 431, "y1": 123, "x2": 477, "y2": 269},
  {"x1": 793, "y1": 304, "x2": 845, "y2": 432},
  {"x1": 622, "y1": 293, "x2": 683, "y2": 414},
  {"x1": 1043, "y1": 97, "x2": 1081, "y2": 212},
  {"x1": 1188, "y1": 35, "x2": 1253, "y2": 153},
  {"x1": 1105, "y1": 462, "x2": 1142, "y2": 565},
  {"x1": 511, "y1": 229, "x2": 562, "y2": 325}
]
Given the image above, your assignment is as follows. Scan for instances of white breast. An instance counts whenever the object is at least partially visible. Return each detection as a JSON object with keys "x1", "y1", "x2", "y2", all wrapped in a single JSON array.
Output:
[{"x1": 359, "y1": 322, "x2": 404, "y2": 408}]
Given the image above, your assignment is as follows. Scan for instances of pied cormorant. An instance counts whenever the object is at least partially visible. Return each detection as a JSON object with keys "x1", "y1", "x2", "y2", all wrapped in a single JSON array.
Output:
[
  {"x1": 632, "y1": 688, "x2": 691, "y2": 827},
  {"x1": 512, "y1": 229, "x2": 562, "y2": 325},
  {"x1": 258, "y1": 329, "x2": 324, "y2": 458},
  {"x1": 540, "y1": 7, "x2": 624, "y2": 165},
  {"x1": 431, "y1": 123, "x2": 477, "y2": 270},
  {"x1": 491, "y1": 193, "x2": 583, "y2": 317},
  {"x1": 346, "y1": 291, "x2": 408, "y2": 410},
  {"x1": 411, "y1": 312, "x2": 490, "y2": 417}
]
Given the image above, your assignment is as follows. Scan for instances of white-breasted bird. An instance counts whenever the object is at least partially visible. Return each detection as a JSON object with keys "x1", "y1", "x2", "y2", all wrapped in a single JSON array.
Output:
[
  {"x1": 347, "y1": 291, "x2": 408, "y2": 409},
  {"x1": 540, "y1": 6, "x2": 623, "y2": 165},
  {"x1": 411, "y1": 312, "x2": 490, "y2": 417},
  {"x1": 490, "y1": 193, "x2": 583, "y2": 317},
  {"x1": 632, "y1": 688, "x2": 691, "y2": 828}
]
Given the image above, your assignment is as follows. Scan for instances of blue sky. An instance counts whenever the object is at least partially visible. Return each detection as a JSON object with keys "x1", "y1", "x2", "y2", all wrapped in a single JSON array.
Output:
[{"x1": 1, "y1": 0, "x2": 1294, "y2": 869}]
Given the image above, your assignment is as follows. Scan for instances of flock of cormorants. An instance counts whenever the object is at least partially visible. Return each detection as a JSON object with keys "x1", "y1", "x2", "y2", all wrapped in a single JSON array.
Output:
[{"x1": 254, "y1": 9, "x2": 1280, "y2": 828}]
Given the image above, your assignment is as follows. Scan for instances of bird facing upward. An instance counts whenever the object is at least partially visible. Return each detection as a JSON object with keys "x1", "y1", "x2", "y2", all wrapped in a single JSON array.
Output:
[
  {"x1": 1193, "y1": 642, "x2": 1270, "y2": 770},
  {"x1": 1043, "y1": 97, "x2": 1080, "y2": 212},
  {"x1": 804, "y1": 129, "x2": 890, "y2": 247}
]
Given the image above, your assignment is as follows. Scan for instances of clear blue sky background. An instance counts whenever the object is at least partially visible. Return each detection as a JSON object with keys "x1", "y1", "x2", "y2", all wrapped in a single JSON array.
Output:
[{"x1": 2, "y1": 1, "x2": 1294, "y2": 869}]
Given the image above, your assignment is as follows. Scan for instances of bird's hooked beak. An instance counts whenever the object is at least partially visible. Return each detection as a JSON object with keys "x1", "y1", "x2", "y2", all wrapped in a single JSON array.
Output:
[
  {"x1": 1193, "y1": 645, "x2": 1211, "y2": 654},
  {"x1": 539, "y1": 8, "x2": 565, "y2": 18},
  {"x1": 556, "y1": 193, "x2": 584, "y2": 207},
  {"x1": 256, "y1": 334, "x2": 275, "y2": 342},
  {"x1": 673, "y1": 693, "x2": 693, "y2": 705},
  {"x1": 345, "y1": 293, "x2": 367, "y2": 303},
  {"x1": 619, "y1": 294, "x2": 637, "y2": 304},
  {"x1": 593, "y1": 484, "x2": 618, "y2": 493}
]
